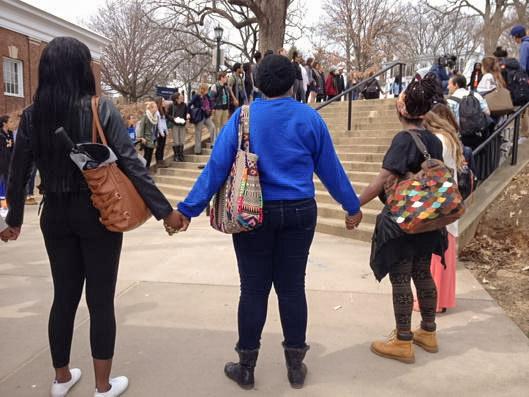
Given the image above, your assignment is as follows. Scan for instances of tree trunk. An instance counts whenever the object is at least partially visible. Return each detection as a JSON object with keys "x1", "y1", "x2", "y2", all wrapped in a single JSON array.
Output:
[
  {"x1": 482, "y1": 22, "x2": 503, "y2": 55},
  {"x1": 257, "y1": 0, "x2": 288, "y2": 53}
]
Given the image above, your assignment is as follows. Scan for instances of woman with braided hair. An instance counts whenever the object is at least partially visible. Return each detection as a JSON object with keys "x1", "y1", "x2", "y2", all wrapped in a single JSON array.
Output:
[{"x1": 355, "y1": 75, "x2": 447, "y2": 364}]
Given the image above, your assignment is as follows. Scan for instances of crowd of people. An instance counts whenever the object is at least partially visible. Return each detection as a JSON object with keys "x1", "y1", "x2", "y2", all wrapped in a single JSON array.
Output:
[{"x1": 1, "y1": 25, "x2": 529, "y2": 397}]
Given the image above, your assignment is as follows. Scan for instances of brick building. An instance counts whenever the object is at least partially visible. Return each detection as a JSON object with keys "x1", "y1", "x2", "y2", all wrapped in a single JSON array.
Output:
[{"x1": 0, "y1": 0, "x2": 109, "y2": 114}]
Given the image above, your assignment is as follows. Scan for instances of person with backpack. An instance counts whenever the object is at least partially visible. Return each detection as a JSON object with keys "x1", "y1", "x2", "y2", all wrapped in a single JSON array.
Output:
[
  {"x1": 357, "y1": 75, "x2": 448, "y2": 364},
  {"x1": 209, "y1": 72, "x2": 231, "y2": 141},
  {"x1": 362, "y1": 72, "x2": 383, "y2": 100},
  {"x1": 189, "y1": 83, "x2": 216, "y2": 155},
  {"x1": 447, "y1": 75, "x2": 490, "y2": 149},
  {"x1": 511, "y1": 25, "x2": 529, "y2": 73},
  {"x1": 228, "y1": 63, "x2": 248, "y2": 115}
]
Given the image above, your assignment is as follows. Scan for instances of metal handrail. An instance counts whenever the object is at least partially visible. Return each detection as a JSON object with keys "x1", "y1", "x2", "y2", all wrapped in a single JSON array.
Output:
[
  {"x1": 473, "y1": 101, "x2": 529, "y2": 166},
  {"x1": 315, "y1": 62, "x2": 406, "y2": 131}
]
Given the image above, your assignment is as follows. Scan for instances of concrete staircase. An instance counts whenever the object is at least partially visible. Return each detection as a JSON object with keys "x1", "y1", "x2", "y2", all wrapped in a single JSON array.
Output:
[{"x1": 155, "y1": 98, "x2": 401, "y2": 241}]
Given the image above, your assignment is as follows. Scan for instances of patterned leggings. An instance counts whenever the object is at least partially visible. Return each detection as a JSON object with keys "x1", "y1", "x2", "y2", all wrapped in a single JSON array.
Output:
[{"x1": 389, "y1": 255, "x2": 437, "y2": 339}]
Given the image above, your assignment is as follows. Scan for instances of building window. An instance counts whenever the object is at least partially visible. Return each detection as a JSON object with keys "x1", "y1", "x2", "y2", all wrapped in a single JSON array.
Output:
[{"x1": 3, "y1": 58, "x2": 24, "y2": 97}]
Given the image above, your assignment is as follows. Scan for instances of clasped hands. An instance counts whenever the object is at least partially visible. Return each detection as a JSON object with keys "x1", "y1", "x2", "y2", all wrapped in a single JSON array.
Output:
[
  {"x1": 1, "y1": 227, "x2": 21, "y2": 243},
  {"x1": 163, "y1": 210, "x2": 190, "y2": 236},
  {"x1": 345, "y1": 210, "x2": 363, "y2": 230}
]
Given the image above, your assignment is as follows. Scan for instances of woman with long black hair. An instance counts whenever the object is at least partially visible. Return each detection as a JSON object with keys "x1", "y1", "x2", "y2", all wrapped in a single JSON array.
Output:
[{"x1": 5, "y1": 37, "x2": 181, "y2": 397}]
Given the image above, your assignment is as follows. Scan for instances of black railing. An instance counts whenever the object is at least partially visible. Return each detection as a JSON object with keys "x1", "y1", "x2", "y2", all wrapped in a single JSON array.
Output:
[
  {"x1": 315, "y1": 62, "x2": 406, "y2": 131},
  {"x1": 472, "y1": 101, "x2": 529, "y2": 181}
]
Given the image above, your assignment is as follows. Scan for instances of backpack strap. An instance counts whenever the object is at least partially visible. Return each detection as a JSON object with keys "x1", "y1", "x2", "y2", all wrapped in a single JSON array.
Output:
[
  {"x1": 447, "y1": 95, "x2": 461, "y2": 103},
  {"x1": 407, "y1": 130, "x2": 431, "y2": 160}
]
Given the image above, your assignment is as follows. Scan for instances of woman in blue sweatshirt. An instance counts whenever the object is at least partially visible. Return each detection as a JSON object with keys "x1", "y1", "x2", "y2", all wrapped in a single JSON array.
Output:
[{"x1": 175, "y1": 55, "x2": 362, "y2": 390}]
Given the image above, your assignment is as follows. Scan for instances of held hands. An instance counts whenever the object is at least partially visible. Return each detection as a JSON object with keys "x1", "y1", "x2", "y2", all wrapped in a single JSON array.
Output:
[
  {"x1": 0, "y1": 226, "x2": 21, "y2": 243},
  {"x1": 345, "y1": 211, "x2": 363, "y2": 230},
  {"x1": 163, "y1": 210, "x2": 190, "y2": 236}
]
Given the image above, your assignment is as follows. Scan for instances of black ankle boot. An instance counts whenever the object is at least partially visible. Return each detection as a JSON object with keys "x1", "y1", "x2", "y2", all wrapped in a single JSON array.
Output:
[
  {"x1": 178, "y1": 145, "x2": 185, "y2": 162},
  {"x1": 172, "y1": 146, "x2": 179, "y2": 161},
  {"x1": 224, "y1": 346, "x2": 259, "y2": 390},
  {"x1": 283, "y1": 343, "x2": 310, "y2": 389}
]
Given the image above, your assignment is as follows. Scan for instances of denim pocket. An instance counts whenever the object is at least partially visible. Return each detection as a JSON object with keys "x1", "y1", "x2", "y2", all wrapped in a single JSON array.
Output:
[{"x1": 295, "y1": 201, "x2": 317, "y2": 231}]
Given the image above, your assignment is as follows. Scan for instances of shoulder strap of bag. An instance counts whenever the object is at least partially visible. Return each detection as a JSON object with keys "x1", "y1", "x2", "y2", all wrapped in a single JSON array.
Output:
[
  {"x1": 447, "y1": 95, "x2": 461, "y2": 103},
  {"x1": 407, "y1": 130, "x2": 431, "y2": 160},
  {"x1": 238, "y1": 105, "x2": 250, "y2": 152},
  {"x1": 91, "y1": 96, "x2": 108, "y2": 145}
]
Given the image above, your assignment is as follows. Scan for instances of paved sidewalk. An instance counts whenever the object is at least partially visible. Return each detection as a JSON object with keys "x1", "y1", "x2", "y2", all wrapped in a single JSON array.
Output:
[{"x1": 1, "y1": 207, "x2": 528, "y2": 396}]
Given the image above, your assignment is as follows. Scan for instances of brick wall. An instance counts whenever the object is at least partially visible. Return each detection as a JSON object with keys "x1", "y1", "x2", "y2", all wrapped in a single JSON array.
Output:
[{"x1": 0, "y1": 28, "x2": 103, "y2": 116}]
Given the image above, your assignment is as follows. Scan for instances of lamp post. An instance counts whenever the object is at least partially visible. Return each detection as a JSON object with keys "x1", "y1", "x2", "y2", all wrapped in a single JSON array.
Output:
[{"x1": 214, "y1": 24, "x2": 224, "y2": 74}]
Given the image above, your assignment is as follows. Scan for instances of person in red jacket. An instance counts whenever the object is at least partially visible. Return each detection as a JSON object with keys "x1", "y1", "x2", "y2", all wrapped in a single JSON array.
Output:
[{"x1": 325, "y1": 67, "x2": 338, "y2": 100}]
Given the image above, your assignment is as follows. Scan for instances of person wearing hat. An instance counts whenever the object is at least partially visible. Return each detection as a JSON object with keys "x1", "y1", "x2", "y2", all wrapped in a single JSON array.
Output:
[
  {"x1": 511, "y1": 25, "x2": 529, "y2": 73},
  {"x1": 172, "y1": 55, "x2": 363, "y2": 390}
]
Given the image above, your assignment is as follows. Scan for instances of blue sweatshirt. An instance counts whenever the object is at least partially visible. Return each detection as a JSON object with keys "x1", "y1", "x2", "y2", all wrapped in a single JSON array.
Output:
[
  {"x1": 177, "y1": 97, "x2": 360, "y2": 218},
  {"x1": 520, "y1": 36, "x2": 529, "y2": 73}
]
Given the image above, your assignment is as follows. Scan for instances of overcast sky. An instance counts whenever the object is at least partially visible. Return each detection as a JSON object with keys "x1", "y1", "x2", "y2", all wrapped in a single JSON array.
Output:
[
  {"x1": 23, "y1": 0, "x2": 107, "y2": 26},
  {"x1": 22, "y1": 0, "x2": 321, "y2": 28}
]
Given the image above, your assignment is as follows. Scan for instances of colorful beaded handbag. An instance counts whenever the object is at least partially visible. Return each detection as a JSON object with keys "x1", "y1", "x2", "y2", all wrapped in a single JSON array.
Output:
[
  {"x1": 384, "y1": 130, "x2": 465, "y2": 234},
  {"x1": 210, "y1": 105, "x2": 263, "y2": 234}
]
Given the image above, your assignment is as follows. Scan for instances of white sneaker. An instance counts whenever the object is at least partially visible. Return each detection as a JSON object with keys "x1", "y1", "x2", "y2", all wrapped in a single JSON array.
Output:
[
  {"x1": 94, "y1": 376, "x2": 129, "y2": 397},
  {"x1": 50, "y1": 368, "x2": 82, "y2": 397}
]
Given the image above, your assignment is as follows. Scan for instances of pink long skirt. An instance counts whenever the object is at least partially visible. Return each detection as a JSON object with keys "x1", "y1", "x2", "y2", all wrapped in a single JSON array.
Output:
[
  {"x1": 430, "y1": 233, "x2": 457, "y2": 311},
  {"x1": 413, "y1": 233, "x2": 457, "y2": 312}
]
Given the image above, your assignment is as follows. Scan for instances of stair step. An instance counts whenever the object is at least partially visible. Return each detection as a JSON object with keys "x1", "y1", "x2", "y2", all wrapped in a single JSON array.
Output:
[
  {"x1": 341, "y1": 161, "x2": 381, "y2": 172},
  {"x1": 315, "y1": 217, "x2": 373, "y2": 242},
  {"x1": 335, "y1": 145, "x2": 388, "y2": 153},
  {"x1": 315, "y1": 190, "x2": 382, "y2": 211},
  {"x1": 318, "y1": 202, "x2": 379, "y2": 224},
  {"x1": 333, "y1": 137, "x2": 393, "y2": 145}
]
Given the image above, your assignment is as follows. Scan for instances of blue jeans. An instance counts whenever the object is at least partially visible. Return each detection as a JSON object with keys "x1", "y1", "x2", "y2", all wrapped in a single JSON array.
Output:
[{"x1": 232, "y1": 198, "x2": 317, "y2": 350}]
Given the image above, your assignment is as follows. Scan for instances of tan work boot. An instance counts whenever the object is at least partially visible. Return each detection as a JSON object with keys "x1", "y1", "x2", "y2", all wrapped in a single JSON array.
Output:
[
  {"x1": 371, "y1": 330, "x2": 415, "y2": 364},
  {"x1": 413, "y1": 328, "x2": 439, "y2": 353}
]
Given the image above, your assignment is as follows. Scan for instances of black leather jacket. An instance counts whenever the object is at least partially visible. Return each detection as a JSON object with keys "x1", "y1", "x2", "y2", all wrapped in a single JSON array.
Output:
[{"x1": 7, "y1": 96, "x2": 173, "y2": 227}]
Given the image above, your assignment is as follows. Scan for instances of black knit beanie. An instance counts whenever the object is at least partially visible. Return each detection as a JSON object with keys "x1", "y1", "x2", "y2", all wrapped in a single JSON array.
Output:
[{"x1": 255, "y1": 54, "x2": 296, "y2": 98}]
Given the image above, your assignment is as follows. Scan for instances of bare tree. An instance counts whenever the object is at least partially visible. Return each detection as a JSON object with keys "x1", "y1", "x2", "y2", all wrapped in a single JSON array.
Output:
[
  {"x1": 92, "y1": 0, "x2": 214, "y2": 102},
  {"x1": 91, "y1": 0, "x2": 176, "y2": 101},
  {"x1": 155, "y1": 0, "x2": 295, "y2": 55},
  {"x1": 428, "y1": 0, "x2": 529, "y2": 55},
  {"x1": 396, "y1": 4, "x2": 481, "y2": 67},
  {"x1": 319, "y1": 0, "x2": 402, "y2": 71}
]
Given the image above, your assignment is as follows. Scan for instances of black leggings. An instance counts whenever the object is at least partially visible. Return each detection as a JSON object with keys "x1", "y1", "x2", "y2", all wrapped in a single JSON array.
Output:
[
  {"x1": 389, "y1": 255, "x2": 437, "y2": 340},
  {"x1": 41, "y1": 192, "x2": 123, "y2": 368},
  {"x1": 155, "y1": 135, "x2": 166, "y2": 161}
]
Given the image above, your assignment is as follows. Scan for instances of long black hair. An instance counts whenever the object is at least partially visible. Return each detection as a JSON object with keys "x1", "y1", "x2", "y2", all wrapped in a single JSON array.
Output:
[{"x1": 32, "y1": 37, "x2": 96, "y2": 175}]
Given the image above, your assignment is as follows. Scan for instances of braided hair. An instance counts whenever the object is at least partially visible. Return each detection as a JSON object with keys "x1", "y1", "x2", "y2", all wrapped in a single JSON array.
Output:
[{"x1": 402, "y1": 74, "x2": 439, "y2": 123}]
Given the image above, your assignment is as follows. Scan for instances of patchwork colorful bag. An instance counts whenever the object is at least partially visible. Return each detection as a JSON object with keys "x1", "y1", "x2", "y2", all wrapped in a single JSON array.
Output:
[
  {"x1": 210, "y1": 105, "x2": 263, "y2": 234},
  {"x1": 384, "y1": 130, "x2": 465, "y2": 234}
]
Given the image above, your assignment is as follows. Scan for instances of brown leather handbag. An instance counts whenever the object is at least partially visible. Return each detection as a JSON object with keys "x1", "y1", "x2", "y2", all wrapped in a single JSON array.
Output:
[{"x1": 83, "y1": 97, "x2": 151, "y2": 232}]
